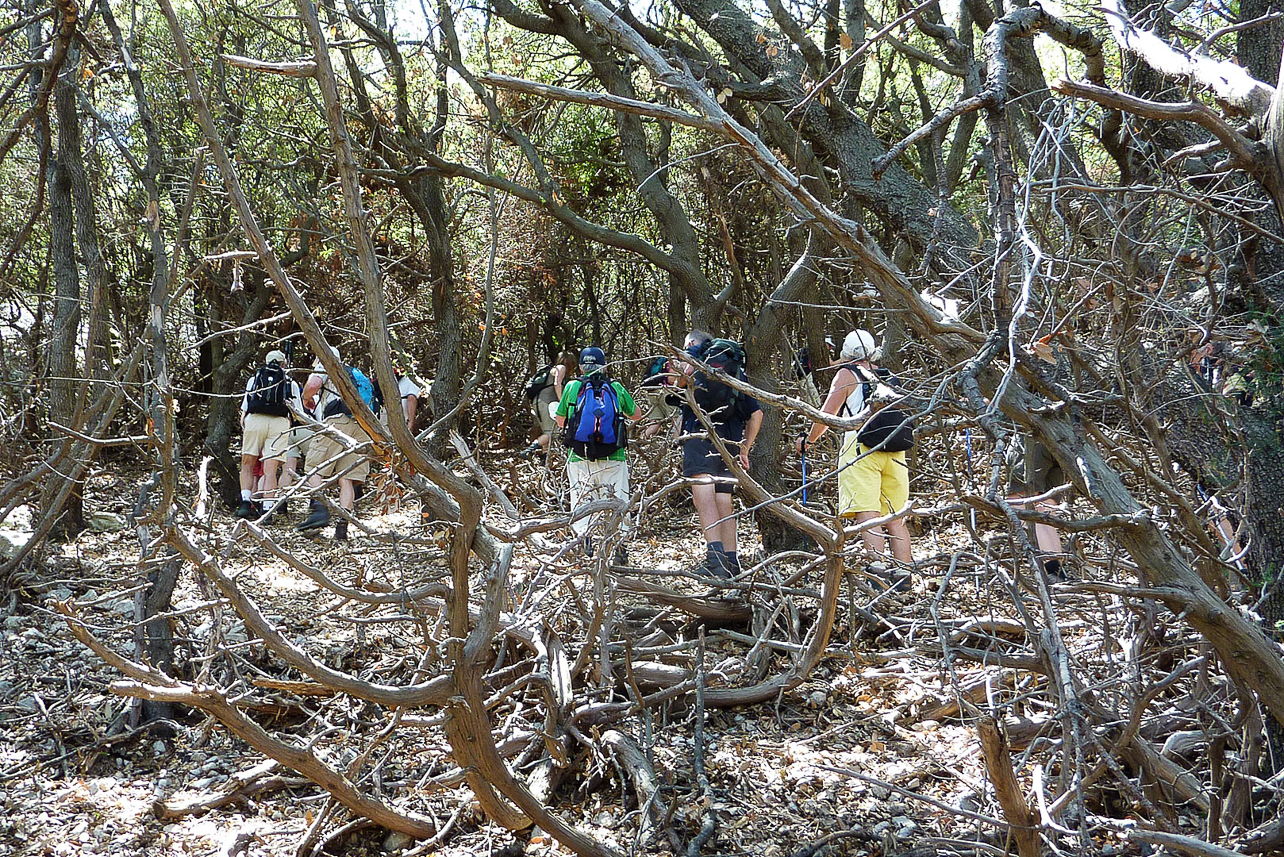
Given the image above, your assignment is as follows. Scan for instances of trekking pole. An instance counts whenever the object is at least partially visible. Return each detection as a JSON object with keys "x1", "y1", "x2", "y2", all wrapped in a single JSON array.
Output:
[{"x1": 800, "y1": 443, "x2": 808, "y2": 504}]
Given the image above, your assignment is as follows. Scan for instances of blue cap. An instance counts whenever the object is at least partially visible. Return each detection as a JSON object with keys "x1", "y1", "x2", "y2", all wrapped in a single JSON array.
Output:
[{"x1": 579, "y1": 346, "x2": 605, "y2": 367}]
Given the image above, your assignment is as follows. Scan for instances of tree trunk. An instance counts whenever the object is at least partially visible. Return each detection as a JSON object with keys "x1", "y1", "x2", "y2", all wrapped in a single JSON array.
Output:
[{"x1": 41, "y1": 56, "x2": 84, "y2": 538}]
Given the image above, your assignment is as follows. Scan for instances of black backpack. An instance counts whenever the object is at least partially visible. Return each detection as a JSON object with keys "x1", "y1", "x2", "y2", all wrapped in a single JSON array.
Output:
[
  {"x1": 848, "y1": 365, "x2": 915, "y2": 452},
  {"x1": 525, "y1": 365, "x2": 554, "y2": 401},
  {"x1": 246, "y1": 365, "x2": 290, "y2": 417},
  {"x1": 693, "y1": 338, "x2": 746, "y2": 414}
]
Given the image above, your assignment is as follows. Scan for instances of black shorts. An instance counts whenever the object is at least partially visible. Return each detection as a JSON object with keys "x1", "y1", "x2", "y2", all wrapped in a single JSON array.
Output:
[
  {"x1": 1009, "y1": 437, "x2": 1064, "y2": 496},
  {"x1": 682, "y1": 437, "x2": 736, "y2": 493}
]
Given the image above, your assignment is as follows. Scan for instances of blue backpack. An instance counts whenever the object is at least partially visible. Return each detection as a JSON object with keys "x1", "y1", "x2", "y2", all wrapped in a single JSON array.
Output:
[
  {"x1": 564, "y1": 376, "x2": 627, "y2": 459},
  {"x1": 322, "y1": 367, "x2": 377, "y2": 418}
]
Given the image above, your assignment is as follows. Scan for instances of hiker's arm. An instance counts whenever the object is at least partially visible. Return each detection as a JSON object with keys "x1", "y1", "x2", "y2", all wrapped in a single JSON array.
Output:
[
  {"x1": 405, "y1": 394, "x2": 417, "y2": 433},
  {"x1": 286, "y1": 380, "x2": 307, "y2": 422},
  {"x1": 797, "y1": 369, "x2": 852, "y2": 453},
  {"x1": 623, "y1": 388, "x2": 643, "y2": 422},
  {"x1": 302, "y1": 374, "x2": 324, "y2": 411},
  {"x1": 240, "y1": 377, "x2": 252, "y2": 425},
  {"x1": 741, "y1": 409, "x2": 762, "y2": 470},
  {"x1": 553, "y1": 364, "x2": 568, "y2": 398}
]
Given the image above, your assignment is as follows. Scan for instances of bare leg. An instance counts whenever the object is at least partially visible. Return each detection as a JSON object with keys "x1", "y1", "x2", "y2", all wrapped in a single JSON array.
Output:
[
  {"x1": 713, "y1": 492, "x2": 736, "y2": 550},
  {"x1": 239, "y1": 455, "x2": 257, "y2": 496},
  {"x1": 852, "y1": 510, "x2": 887, "y2": 559},
  {"x1": 339, "y1": 478, "x2": 356, "y2": 512},
  {"x1": 885, "y1": 517, "x2": 913, "y2": 564},
  {"x1": 690, "y1": 480, "x2": 722, "y2": 545},
  {"x1": 262, "y1": 460, "x2": 282, "y2": 496}
]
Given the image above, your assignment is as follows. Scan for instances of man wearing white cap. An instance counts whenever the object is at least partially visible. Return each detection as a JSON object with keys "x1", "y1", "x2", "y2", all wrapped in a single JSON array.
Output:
[
  {"x1": 798, "y1": 329, "x2": 914, "y2": 575},
  {"x1": 238, "y1": 348, "x2": 302, "y2": 519}
]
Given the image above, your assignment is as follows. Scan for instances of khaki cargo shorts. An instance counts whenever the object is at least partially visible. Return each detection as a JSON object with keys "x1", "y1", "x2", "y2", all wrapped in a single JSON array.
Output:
[
  {"x1": 309, "y1": 415, "x2": 372, "y2": 482},
  {"x1": 241, "y1": 414, "x2": 292, "y2": 461}
]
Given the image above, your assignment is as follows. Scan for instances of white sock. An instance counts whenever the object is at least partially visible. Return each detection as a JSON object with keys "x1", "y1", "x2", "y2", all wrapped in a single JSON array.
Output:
[{"x1": 241, "y1": 489, "x2": 253, "y2": 501}]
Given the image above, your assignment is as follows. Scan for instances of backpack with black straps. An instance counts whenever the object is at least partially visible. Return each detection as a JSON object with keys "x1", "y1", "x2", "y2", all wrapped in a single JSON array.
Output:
[
  {"x1": 639, "y1": 356, "x2": 670, "y2": 389},
  {"x1": 322, "y1": 367, "x2": 376, "y2": 419},
  {"x1": 524, "y1": 365, "x2": 554, "y2": 401},
  {"x1": 845, "y1": 365, "x2": 915, "y2": 452},
  {"x1": 563, "y1": 376, "x2": 628, "y2": 459},
  {"x1": 246, "y1": 364, "x2": 290, "y2": 417},
  {"x1": 693, "y1": 338, "x2": 746, "y2": 414}
]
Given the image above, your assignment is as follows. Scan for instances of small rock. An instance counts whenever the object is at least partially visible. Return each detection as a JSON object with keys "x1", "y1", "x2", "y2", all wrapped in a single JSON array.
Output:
[
  {"x1": 808, "y1": 690, "x2": 828, "y2": 708},
  {"x1": 1101, "y1": 847, "x2": 1119, "y2": 857},
  {"x1": 190, "y1": 751, "x2": 208, "y2": 765},
  {"x1": 87, "y1": 512, "x2": 127, "y2": 533},
  {"x1": 0, "y1": 530, "x2": 30, "y2": 561},
  {"x1": 111, "y1": 599, "x2": 136, "y2": 617},
  {"x1": 382, "y1": 831, "x2": 414, "y2": 852},
  {"x1": 49, "y1": 587, "x2": 73, "y2": 602},
  {"x1": 917, "y1": 719, "x2": 939, "y2": 731},
  {"x1": 871, "y1": 785, "x2": 890, "y2": 800},
  {"x1": 153, "y1": 740, "x2": 167, "y2": 755},
  {"x1": 17, "y1": 695, "x2": 40, "y2": 713},
  {"x1": 2, "y1": 616, "x2": 21, "y2": 631},
  {"x1": 871, "y1": 821, "x2": 892, "y2": 837}
]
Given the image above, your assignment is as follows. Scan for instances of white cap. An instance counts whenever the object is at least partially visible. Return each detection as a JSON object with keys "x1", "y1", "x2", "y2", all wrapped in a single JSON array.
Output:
[
  {"x1": 265, "y1": 349, "x2": 287, "y2": 366},
  {"x1": 841, "y1": 329, "x2": 878, "y2": 361},
  {"x1": 313, "y1": 345, "x2": 340, "y2": 370}
]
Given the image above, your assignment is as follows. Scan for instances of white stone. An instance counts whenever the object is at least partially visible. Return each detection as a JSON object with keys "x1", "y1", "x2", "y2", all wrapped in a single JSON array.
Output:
[
  {"x1": 87, "y1": 512, "x2": 127, "y2": 532},
  {"x1": 382, "y1": 831, "x2": 414, "y2": 852}
]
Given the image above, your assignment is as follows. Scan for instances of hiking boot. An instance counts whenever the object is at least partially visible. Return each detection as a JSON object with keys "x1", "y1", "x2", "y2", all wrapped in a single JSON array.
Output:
[
  {"x1": 334, "y1": 520, "x2": 349, "y2": 541},
  {"x1": 1043, "y1": 558, "x2": 1069, "y2": 583},
  {"x1": 296, "y1": 500, "x2": 330, "y2": 532},
  {"x1": 865, "y1": 561, "x2": 909, "y2": 593},
  {"x1": 688, "y1": 551, "x2": 732, "y2": 580},
  {"x1": 235, "y1": 500, "x2": 257, "y2": 519},
  {"x1": 520, "y1": 442, "x2": 542, "y2": 460},
  {"x1": 612, "y1": 545, "x2": 628, "y2": 566}
]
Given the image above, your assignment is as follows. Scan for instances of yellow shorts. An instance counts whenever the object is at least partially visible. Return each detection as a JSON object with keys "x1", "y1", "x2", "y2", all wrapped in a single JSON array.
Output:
[
  {"x1": 240, "y1": 414, "x2": 291, "y2": 462},
  {"x1": 309, "y1": 416, "x2": 371, "y2": 483},
  {"x1": 838, "y1": 433, "x2": 909, "y2": 516}
]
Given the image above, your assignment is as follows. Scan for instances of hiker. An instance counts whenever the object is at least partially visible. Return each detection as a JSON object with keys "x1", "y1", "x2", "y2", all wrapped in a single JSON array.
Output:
[
  {"x1": 638, "y1": 354, "x2": 680, "y2": 439},
  {"x1": 376, "y1": 365, "x2": 423, "y2": 433},
  {"x1": 237, "y1": 349, "x2": 302, "y2": 520},
  {"x1": 672, "y1": 330, "x2": 762, "y2": 579},
  {"x1": 297, "y1": 347, "x2": 376, "y2": 541},
  {"x1": 1006, "y1": 436, "x2": 1069, "y2": 579},
  {"x1": 523, "y1": 352, "x2": 577, "y2": 459},
  {"x1": 797, "y1": 329, "x2": 914, "y2": 571},
  {"x1": 555, "y1": 347, "x2": 642, "y2": 563}
]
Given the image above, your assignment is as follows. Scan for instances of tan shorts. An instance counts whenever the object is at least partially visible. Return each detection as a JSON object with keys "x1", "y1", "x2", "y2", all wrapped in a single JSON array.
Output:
[
  {"x1": 309, "y1": 416, "x2": 371, "y2": 483},
  {"x1": 241, "y1": 414, "x2": 291, "y2": 461},
  {"x1": 287, "y1": 425, "x2": 313, "y2": 460},
  {"x1": 535, "y1": 385, "x2": 560, "y2": 434}
]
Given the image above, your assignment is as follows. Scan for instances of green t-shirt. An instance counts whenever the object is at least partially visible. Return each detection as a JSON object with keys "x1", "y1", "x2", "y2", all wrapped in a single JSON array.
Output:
[{"x1": 556, "y1": 377, "x2": 637, "y2": 462}]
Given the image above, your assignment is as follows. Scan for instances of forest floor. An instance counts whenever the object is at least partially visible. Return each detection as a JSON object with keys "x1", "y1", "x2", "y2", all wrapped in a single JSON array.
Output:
[{"x1": 0, "y1": 452, "x2": 1179, "y2": 857}]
